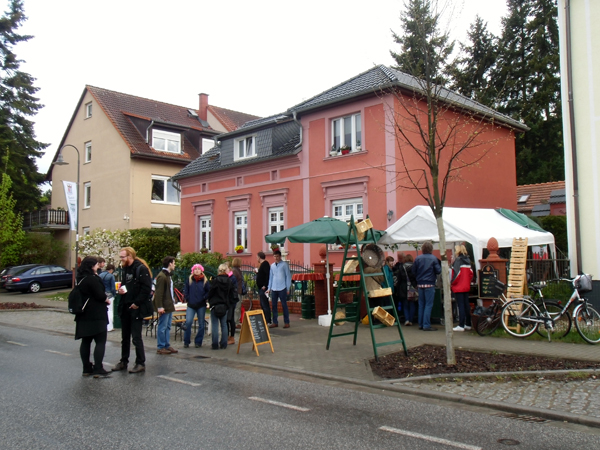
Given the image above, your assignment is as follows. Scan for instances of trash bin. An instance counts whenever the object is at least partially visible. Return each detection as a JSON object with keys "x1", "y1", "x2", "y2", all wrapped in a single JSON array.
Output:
[
  {"x1": 113, "y1": 294, "x2": 122, "y2": 329},
  {"x1": 431, "y1": 288, "x2": 443, "y2": 324},
  {"x1": 301, "y1": 294, "x2": 315, "y2": 319}
]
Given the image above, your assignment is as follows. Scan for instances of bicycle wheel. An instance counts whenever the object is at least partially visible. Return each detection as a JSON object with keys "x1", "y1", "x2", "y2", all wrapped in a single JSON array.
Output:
[
  {"x1": 476, "y1": 305, "x2": 501, "y2": 336},
  {"x1": 575, "y1": 305, "x2": 600, "y2": 344},
  {"x1": 535, "y1": 301, "x2": 572, "y2": 340},
  {"x1": 501, "y1": 299, "x2": 539, "y2": 337}
]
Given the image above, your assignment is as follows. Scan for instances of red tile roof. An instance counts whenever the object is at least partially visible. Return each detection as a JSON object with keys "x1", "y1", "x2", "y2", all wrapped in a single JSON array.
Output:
[
  {"x1": 88, "y1": 86, "x2": 217, "y2": 163},
  {"x1": 516, "y1": 181, "x2": 565, "y2": 214},
  {"x1": 207, "y1": 105, "x2": 260, "y2": 132}
]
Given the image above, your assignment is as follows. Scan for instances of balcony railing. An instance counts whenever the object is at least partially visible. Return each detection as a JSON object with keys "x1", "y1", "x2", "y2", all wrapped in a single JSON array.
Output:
[{"x1": 22, "y1": 209, "x2": 70, "y2": 230}]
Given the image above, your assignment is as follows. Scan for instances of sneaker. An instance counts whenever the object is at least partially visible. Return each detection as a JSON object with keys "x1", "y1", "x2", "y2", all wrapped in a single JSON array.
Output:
[
  {"x1": 157, "y1": 348, "x2": 171, "y2": 355},
  {"x1": 183, "y1": 344, "x2": 190, "y2": 348},
  {"x1": 111, "y1": 361, "x2": 127, "y2": 372},
  {"x1": 129, "y1": 364, "x2": 145, "y2": 373},
  {"x1": 453, "y1": 326, "x2": 465, "y2": 332},
  {"x1": 167, "y1": 347, "x2": 179, "y2": 354},
  {"x1": 464, "y1": 325, "x2": 472, "y2": 331},
  {"x1": 404, "y1": 321, "x2": 410, "y2": 326}
]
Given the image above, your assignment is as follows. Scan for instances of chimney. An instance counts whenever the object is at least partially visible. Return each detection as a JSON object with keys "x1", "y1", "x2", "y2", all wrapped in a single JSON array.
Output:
[{"x1": 199, "y1": 93, "x2": 208, "y2": 121}]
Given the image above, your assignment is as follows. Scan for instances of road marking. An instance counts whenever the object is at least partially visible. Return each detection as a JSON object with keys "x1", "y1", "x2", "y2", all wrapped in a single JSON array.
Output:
[
  {"x1": 249, "y1": 396, "x2": 310, "y2": 412},
  {"x1": 44, "y1": 350, "x2": 71, "y2": 356},
  {"x1": 156, "y1": 375, "x2": 201, "y2": 387},
  {"x1": 379, "y1": 426, "x2": 482, "y2": 450},
  {"x1": 7, "y1": 341, "x2": 27, "y2": 346}
]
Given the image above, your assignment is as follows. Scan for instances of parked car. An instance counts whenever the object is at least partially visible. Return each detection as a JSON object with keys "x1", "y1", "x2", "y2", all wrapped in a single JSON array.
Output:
[
  {"x1": 4, "y1": 264, "x2": 73, "y2": 293},
  {"x1": 1, "y1": 265, "x2": 38, "y2": 289}
]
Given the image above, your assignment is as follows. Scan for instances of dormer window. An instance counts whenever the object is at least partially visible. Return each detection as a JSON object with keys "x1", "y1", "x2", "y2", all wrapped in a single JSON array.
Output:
[
  {"x1": 235, "y1": 135, "x2": 256, "y2": 160},
  {"x1": 153, "y1": 130, "x2": 181, "y2": 154}
]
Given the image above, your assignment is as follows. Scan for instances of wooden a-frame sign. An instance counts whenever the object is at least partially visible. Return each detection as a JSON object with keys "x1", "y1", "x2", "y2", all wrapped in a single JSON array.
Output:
[{"x1": 237, "y1": 310, "x2": 274, "y2": 356}]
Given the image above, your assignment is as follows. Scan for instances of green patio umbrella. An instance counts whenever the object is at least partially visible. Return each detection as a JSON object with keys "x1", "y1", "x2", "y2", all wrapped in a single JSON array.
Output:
[
  {"x1": 265, "y1": 217, "x2": 385, "y2": 319},
  {"x1": 495, "y1": 208, "x2": 546, "y2": 232}
]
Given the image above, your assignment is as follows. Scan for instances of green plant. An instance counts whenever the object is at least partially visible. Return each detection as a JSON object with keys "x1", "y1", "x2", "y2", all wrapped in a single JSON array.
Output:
[
  {"x1": 129, "y1": 227, "x2": 180, "y2": 267},
  {"x1": 19, "y1": 231, "x2": 67, "y2": 265},
  {"x1": 270, "y1": 243, "x2": 280, "y2": 250}
]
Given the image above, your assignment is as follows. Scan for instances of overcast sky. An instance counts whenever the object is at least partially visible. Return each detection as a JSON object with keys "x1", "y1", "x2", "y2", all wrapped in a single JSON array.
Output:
[{"x1": 15, "y1": 0, "x2": 508, "y2": 175}]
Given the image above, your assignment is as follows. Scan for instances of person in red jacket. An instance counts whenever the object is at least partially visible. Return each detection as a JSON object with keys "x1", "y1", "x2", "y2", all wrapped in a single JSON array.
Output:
[{"x1": 451, "y1": 244, "x2": 474, "y2": 332}]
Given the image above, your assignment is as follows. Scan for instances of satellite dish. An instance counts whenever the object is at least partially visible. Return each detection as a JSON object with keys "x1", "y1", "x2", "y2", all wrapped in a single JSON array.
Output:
[{"x1": 361, "y1": 244, "x2": 384, "y2": 269}]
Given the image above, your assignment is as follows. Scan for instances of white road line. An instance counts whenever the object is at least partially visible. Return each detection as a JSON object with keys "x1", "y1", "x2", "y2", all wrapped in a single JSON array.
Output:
[
  {"x1": 7, "y1": 341, "x2": 27, "y2": 346},
  {"x1": 156, "y1": 375, "x2": 201, "y2": 387},
  {"x1": 44, "y1": 350, "x2": 71, "y2": 356},
  {"x1": 249, "y1": 396, "x2": 310, "y2": 412},
  {"x1": 379, "y1": 426, "x2": 482, "y2": 450}
]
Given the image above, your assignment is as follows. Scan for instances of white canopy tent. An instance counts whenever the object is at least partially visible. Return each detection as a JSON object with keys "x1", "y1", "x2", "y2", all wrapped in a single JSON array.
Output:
[{"x1": 378, "y1": 206, "x2": 556, "y2": 270}]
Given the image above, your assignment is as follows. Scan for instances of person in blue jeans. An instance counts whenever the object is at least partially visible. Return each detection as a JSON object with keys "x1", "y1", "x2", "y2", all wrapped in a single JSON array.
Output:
[
  {"x1": 155, "y1": 256, "x2": 178, "y2": 354},
  {"x1": 266, "y1": 250, "x2": 291, "y2": 328},
  {"x1": 411, "y1": 241, "x2": 441, "y2": 331},
  {"x1": 183, "y1": 264, "x2": 210, "y2": 348},
  {"x1": 207, "y1": 264, "x2": 235, "y2": 349}
]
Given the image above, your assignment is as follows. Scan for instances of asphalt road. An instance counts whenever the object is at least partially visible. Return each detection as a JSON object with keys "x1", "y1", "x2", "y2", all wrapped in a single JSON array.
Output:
[{"x1": 1, "y1": 324, "x2": 599, "y2": 449}]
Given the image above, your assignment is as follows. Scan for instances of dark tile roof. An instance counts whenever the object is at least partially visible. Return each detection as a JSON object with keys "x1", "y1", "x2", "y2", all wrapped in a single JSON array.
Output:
[
  {"x1": 516, "y1": 181, "x2": 565, "y2": 214},
  {"x1": 207, "y1": 105, "x2": 261, "y2": 132},
  {"x1": 531, "y1": 203, "x2": 551, "y2": 217},
  {"x1": 88, "y1": 86, "x2": 218, "y2": 163},
  {"x1": 288, "y1": 65, "x2": 528, "y2": 131},
  {"x1": 549, "y1": 189, "x2": 566, "y2": 204}
]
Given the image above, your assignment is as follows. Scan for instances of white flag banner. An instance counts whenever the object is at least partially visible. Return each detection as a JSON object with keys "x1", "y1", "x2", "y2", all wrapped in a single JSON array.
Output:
[{"x1": 63, "y1": 180, "x2": 77, "y2": 231}]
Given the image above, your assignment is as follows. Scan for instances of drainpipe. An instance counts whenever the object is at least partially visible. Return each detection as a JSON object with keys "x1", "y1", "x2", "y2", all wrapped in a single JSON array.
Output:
[
  {"x1": 565, "y1": 0, "x2": 582, "y2": 274},
  {"x1": 292, "y1": 111, "x2": 303, "y2": 148},
  {"x1": 145, "y1": 120, "x2": 155, "y2": 143}
]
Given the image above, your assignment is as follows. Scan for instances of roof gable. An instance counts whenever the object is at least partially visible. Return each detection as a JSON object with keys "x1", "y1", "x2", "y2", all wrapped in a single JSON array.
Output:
[{"x1": 207, "y1": 105, "x2": 260, "y2": 132}]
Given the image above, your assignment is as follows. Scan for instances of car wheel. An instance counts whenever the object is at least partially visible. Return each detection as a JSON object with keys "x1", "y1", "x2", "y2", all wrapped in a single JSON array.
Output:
[{"x1": 29, "y1": 282, "x2": 41, "y2": 293}]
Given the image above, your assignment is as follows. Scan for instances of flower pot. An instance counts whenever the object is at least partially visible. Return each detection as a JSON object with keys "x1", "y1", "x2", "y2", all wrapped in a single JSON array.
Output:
[
  {"x1": 330, "y1": 150, "x2": 338, "y2": 157},
  {"x1": 236, "y1": 250, "x2": 243, "y2": 253},
  {"x1": 341, "y1": 149, "x2": 350, "y2": 155}
]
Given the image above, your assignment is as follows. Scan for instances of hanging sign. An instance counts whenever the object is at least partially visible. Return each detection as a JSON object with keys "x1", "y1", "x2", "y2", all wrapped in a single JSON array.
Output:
[{"x1": 62, "y1": 180, "x2": 77, "y2": 231}]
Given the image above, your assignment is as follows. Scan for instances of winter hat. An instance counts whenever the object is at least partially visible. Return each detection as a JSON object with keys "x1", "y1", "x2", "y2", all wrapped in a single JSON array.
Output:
[{"x1": 191, "y1": 264, "x2": 204, "y2": 273}]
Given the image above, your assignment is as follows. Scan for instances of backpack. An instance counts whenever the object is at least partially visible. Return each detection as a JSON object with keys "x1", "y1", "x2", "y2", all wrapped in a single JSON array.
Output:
[
  {"x1": 68, "y1": 277, "x2": 89, "y2": 315},
  {"x1": 135, "y1": 264, "x2": 154, "y2": 318}
]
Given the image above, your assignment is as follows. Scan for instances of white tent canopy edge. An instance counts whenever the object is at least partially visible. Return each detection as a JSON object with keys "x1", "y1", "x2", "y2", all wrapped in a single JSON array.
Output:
[{"x1": 378, "y1": 206, "x2": 556, "y2": 271}]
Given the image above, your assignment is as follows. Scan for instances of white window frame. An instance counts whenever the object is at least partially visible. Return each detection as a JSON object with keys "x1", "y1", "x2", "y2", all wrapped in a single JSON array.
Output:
[
  {"x1": 331, "y1": 113, "x2": 362, "y2": 153},
  {"x1": 268, "y1": 207, "x2": 285, "y2": 248},
  {"x1": 332, "y1": 198, "x2": 363, "y2": 222},
  {"x1": 234, "y1": 211, "x2": 248, "y2": 250},
  {"x1": 83, "y1": 182, "x2": 91, "y2": 209},
  {"x1": 85, "y1": 102, "x2": 92, "y2": 118},
  {"x1": 151, "y1": 176, "x2": 180, "y2": 205},
  {"x1": 152, "y1": 129, "x2": 181, "y2": 154},
  {"x1": 150, "y1": 223, "x2": 181, "y2": 229},
  {"x1": 202, "y1": 138, "x2": 214, "y2": 154},
  {"x1": 82, "y1": 227, "x2": 90, "y2": 236},
  {"x1": 200, "y1": 215, "x2": 212, "y2": 251},
  {"x1": 234, "y1": 135, "x2": 256, "y2": 161},
  {"x1": 84, "y1": 141, "x2": 92, "y2": 163}
]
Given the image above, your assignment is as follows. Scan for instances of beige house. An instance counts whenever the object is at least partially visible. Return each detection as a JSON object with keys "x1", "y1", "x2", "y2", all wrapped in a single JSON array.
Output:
[
  {"x1": 35, "y1": 86, "x2": 258, "y2": 267},
  {"x1": 558, "y1": 0, "x2": 600, "y2": 293}
]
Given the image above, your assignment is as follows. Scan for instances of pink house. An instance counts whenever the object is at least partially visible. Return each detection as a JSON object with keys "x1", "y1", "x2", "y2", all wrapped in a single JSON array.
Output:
[{"x1": 174, "y1": 66, "x2": 527, "y2": 267}]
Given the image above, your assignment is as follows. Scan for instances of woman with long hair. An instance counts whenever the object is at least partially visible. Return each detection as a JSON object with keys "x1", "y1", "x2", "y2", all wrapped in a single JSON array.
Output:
[
  {"x1": 229, "y1": 258, "x2": 244, "y2": 344},
  {"x1": 451, "y1": 244, "x2": 474, "y2": 332},
  {"x1": 74, "y1": 256, "x2": 110, "y2": 377},
  {"x1": 183, "y1": 264, "x2": 210, "y2": 348}
]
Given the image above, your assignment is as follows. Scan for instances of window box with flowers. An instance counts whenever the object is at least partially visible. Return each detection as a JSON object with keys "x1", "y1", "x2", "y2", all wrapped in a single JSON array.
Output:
[
  {"x1": 200, "y1": 247, "x2": 209, "y2": 254},
  {"x1": 270, "y1": 244, "x2": 280, "y2": 252},
  {"x1": 235, "y1": 245, "x2": 245, "y2": 254},
  {"x1": 340, "y1": 145, "x2": 351, "y2": 155}
]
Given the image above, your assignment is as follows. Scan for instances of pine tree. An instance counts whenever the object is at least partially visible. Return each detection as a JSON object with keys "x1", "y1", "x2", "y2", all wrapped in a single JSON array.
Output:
[
  {"x1": 390, "y1": 0, "x2": 454, "y2": 84},
  {"x1": 449, "y1": 16, "x2": 497, "y2": 105},
  {"x1": 0, "y1": 0, "x2": 47, "y2": 211},
  {"x1": 0, "y1": 172, "x2": 25, "y2": 266}
]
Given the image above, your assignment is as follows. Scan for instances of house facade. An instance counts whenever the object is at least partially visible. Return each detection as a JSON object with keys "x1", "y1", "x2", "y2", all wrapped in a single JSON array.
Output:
[
  {"x1": 41, "y1": 87, "x2": 257, "y2": 267},
  {"x1": 175, "y1": 66, "x2": 527, "y2": 268}
]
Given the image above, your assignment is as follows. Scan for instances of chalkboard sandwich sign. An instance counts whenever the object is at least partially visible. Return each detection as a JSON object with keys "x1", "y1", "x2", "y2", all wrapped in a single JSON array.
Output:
[
  {"x1": 237, "y1": 310, "x2": 274, "y2": 356},
  {"x1": 478, "y1": 264, "x2": 505, "y2": 299}
]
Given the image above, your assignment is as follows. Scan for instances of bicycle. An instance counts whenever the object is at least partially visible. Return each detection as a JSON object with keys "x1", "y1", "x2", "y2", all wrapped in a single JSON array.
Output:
[{"x1": 501, "y1": 274, "x2": 600, "y2": 344}]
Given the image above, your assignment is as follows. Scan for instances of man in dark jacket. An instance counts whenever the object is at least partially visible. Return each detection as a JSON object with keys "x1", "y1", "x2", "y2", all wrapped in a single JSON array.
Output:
[
  {"x1": 112, "y1": 247, "x2": 152, "y2": 374},
  {"x1": 256, "y1": 252, "x2": 271, "y2": 324},
  {"x1": 154, "y1": 256, "x2": 177, "y2": 355},
  {"x1": 412, "y1": 241, "x2": 441, "y2": 331}
]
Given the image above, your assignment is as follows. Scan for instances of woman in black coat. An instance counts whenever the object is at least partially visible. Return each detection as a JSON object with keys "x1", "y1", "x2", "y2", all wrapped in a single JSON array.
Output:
[{"x1": 75, "y1": 256, "x2": 110, "y2": 377}]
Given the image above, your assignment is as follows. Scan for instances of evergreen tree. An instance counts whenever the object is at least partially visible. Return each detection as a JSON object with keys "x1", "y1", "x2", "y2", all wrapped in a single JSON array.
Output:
[
  {"x1": 0, "y1": 172, "x2": 25, "y2": 266},
  {"x1": 0, "y1": 0, "x2": 46, "y2": 211},
  {"x1": 449, "y1": 15, "x2": 497, "y2": 105},
  {"x1": 491, "y1": 0, "x2": 563, "y2": 184},
  {"x1": 390, "y1": 0, "x2": 454, "y2": 84}
]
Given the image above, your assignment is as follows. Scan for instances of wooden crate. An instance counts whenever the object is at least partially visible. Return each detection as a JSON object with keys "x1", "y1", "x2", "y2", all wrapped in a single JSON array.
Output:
[
  {"x1": 372, "y1": 306, "x2": 395, "y2": 326},
  {"x1": 368, "y1": 287, "x2": 392, "y2": 298},
  {"x1": 355, "y1": 218, "x2": 373, "y2": 233}
]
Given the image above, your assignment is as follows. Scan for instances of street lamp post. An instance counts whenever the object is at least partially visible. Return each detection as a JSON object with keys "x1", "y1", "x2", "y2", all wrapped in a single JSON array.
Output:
[{"x1": 53, "y1": 144, "x2": 80, "y2": 270}]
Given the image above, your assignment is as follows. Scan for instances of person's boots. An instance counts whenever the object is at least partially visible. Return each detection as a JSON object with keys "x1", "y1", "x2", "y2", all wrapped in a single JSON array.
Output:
[
  {"x1": 227, "y1": 336, "x2": 235, "y2": 345},
  {"x1": 82, "y1": 363, "x2": 93, "y2": 377}
]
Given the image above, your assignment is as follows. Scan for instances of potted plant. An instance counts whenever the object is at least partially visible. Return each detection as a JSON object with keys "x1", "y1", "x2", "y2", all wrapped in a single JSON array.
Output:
[
  {"x1": 330, "y1": 145, "x2": 338, "y2": 157},
  {"x1": 270, "y1": 243, "x2": 280, "y2": 251},
  {"x1": 234, "y1": 245, "x2": 244, "y2": 253},
  {"x1": 200, "y1": 247, "x2": 208, "y2": 254},
  {"x1": 340, "y1": 145, "x2": 351, "y2": 155}
]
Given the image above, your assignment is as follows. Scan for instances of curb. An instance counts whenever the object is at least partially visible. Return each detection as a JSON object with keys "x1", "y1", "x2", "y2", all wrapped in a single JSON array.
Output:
[{"x1": 385, "y1": 368, "x2": 600, "y2": 383}]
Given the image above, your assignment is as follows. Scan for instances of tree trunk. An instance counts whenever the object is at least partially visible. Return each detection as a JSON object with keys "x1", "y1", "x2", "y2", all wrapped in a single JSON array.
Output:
[{"x1": 435, "y1": 215, "x2": 456, "y2": 365}]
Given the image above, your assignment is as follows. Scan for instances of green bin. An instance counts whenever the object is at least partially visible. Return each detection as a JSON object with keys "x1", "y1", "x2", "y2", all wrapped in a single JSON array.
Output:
[{"x1": 113, "y1": 294, "x2": 122, "y2": 329}]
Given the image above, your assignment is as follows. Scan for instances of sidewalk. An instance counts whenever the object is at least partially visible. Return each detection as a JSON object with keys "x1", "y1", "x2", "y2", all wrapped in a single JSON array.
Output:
[{"x1": 2, "y1": 291, "x2": 600, "y2": 428}]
